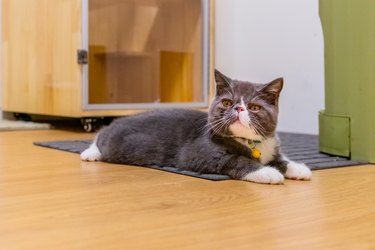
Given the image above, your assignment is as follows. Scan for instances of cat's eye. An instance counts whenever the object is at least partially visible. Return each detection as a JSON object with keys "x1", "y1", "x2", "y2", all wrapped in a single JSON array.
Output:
[
  {"x1": 248, "y1": 104, "x2": 261, "y2": 112},
  {"x1": 222, "y1": 99, "x2": 233, "y2": 108}
]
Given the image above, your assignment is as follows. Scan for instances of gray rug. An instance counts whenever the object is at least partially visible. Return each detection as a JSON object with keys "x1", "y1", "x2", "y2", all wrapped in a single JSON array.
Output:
[{"x1": 34, "y1": 133, "x2": 366, "y2": 181}]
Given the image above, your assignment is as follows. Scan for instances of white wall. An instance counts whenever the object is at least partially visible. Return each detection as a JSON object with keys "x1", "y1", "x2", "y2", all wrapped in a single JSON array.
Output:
[{"x1": 215, "y1": 0, "x2": 324, "y2": 134}]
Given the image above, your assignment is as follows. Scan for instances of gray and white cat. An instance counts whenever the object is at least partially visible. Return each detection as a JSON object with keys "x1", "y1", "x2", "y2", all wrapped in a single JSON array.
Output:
[{"x1": 81, "y1": 70, "x2": 312, "y2": 184}]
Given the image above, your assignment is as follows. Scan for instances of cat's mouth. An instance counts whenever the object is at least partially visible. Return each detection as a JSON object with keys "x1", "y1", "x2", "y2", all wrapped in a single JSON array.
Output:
[
  {"x1": 229, "y1": 114, "x2": 264, "y2": 139},
  {"x1": 235, "y1": 119, "x2": 244, "y2": 126},
  {"x1": 234, "y1": 114, "x2": 247, "y2": 126},
  {"x1": 229, "y1": 121, "x2": 262, "y2": 141}
]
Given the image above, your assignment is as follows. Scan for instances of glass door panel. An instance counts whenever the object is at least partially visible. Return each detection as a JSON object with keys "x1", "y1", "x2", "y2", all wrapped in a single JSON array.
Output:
[{"x1": 86, "y1": 0, "x2": 208, "y2": 108}]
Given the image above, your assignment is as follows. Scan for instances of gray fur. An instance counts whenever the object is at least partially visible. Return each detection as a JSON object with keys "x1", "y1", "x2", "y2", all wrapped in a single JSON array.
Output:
[{"x1": 95, "y1": 70, "x2": 288, "y2": 180}]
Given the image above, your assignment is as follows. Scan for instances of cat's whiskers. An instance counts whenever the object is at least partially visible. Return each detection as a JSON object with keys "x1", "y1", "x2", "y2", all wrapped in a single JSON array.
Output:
[
  {"x1": 208, "y1": 122, "x2": 224, "y2": 134},
  {"x1": 199, "y1": 117, "x2": 218, "y2": 129},
  {"x1": 203, "y1": 117, "x2": 226, "y2": 130},
  {"x1": 252, "y1": 118, "x2": 267, "y2": 134},
  {"x1": 214, "y1": 117, "x2": 233, "y2": 135},
  {"x1": 250, "y1": 119, "x2": 267, "y2": 138},
  {"x1": 242, "y1": 113, "x2": 265, "y2": 138},
  {"x1": 202, "y1": 116, "x2": 230, "y2": 135},
  {"x1": 197, "y1": 118, "x2": 213, "y2": 133},
  {"x1": 236, "y1": 115, "x2": 256, "y2": 133},
  {"x1": 251, "y1": 119, "x2": 265, "y2": 132}
]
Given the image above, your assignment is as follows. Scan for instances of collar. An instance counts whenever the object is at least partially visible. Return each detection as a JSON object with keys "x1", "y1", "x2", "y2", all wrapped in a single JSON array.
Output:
[
  {"x1": 233, "y1": 137, "x2": 263, "y2": 145},
  {"x1": 247, "y1": 139, "x2": 262, "y2": 148},
  {"x1": 220, "y1": 136, "x2": 263, "y2": 159},
  {"x1": 239, "y1": 138, "x2": 262, "y2": 159},
  {"x1": 248, "y1": 139, "x2": 262, "y2": 144}
]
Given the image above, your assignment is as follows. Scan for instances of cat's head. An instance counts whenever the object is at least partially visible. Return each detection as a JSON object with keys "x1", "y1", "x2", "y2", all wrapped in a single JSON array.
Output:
[{"x1": 208, "y1": 69, "x2": 283, "y2": 140}]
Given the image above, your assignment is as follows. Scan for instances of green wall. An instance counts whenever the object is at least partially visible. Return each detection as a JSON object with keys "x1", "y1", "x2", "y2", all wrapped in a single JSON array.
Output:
[{"x1": 319, "y1": 0, "x2": 375, "y2": 162}]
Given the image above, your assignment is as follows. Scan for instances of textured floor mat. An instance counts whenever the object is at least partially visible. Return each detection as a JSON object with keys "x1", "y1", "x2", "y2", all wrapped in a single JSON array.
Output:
[
  {"x1": 278, "y1": 133, "x2": 366, "y2": 170},
  {"x1": 34, "y1": 133, "x2": 367, "y2": 181}
]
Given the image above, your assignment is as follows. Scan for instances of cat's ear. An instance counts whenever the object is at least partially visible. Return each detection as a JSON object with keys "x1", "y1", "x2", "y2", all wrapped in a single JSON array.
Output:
[
  {"x1": 261, "y1": 77, "x2": 283, "y2": 105},
  {"x1": 215, "y1": 69, "x2": 232, "y2": 96}
]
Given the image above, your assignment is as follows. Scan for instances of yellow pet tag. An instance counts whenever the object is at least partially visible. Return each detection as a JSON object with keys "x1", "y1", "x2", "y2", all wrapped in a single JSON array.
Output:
[
  {"x1": 251, "y1": 148, "x2": 262, "y2": 159},
  {"x1": 248, "y1": 139, "x2": 262, "y2": 159}
]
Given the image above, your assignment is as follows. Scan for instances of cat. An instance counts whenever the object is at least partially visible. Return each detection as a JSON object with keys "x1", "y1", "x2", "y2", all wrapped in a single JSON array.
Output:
[{"x1": 81, "y1": 69, "x2": 312, "y2": 184}]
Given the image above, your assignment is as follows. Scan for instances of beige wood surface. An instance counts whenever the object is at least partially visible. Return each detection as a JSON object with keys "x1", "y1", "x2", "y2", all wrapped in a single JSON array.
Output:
[
  {"x1": 2, "y1": 0, "x2": 83, "y2": 117},
  {"x1": 0, "y1": 129, "x2": 374, "y2": 249}
]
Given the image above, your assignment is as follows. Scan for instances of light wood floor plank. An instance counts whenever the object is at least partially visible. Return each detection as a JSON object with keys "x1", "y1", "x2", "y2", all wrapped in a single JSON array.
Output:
[{"x1": 0, "y1": 130, "x2": 374, "y2": 249}]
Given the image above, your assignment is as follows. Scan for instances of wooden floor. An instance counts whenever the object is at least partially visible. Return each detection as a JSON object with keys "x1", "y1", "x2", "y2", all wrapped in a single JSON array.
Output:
[{"x1": 1, "y1": 129, "x2": 375, "y2": 250}]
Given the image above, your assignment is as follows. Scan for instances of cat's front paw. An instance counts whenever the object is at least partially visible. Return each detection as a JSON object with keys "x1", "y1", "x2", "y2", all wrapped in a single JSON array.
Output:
[
  {"x1": 285, "y1": 161, "x2": 312, "y2": 180},
  {"x1": 242, "y1": 167, "x2": 284, "y2": 185}
]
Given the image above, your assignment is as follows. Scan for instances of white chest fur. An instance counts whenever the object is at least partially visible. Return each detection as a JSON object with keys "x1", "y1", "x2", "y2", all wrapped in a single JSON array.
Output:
[{"x1": 235, "y1": 136, "x2": 278, "y2": 165}]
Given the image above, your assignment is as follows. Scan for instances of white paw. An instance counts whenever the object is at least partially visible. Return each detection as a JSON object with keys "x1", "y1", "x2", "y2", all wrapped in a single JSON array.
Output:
[
  {"x1": 242, "y1": 167, "x2": 284, "y2": 185},
  {"x1": 285, "y1": 161, "x2": 312, "y2": 180},
  {"x1": 80, "y1": 143, "x2": 102, "y2": 162}
]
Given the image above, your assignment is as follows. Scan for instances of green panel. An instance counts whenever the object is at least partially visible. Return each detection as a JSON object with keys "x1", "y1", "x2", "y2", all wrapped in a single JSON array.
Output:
[
  {"x1": 319, "y1": 111, "x2": 350, "y2": 157},
  {"x1": 319, "y1": 0, "x2": 375, "y2": 162}
]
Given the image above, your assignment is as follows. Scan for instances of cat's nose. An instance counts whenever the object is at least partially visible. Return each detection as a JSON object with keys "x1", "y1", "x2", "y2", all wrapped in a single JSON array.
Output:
[{"x1": 235, "y1": 106, "x2": 245, "y2": 112}]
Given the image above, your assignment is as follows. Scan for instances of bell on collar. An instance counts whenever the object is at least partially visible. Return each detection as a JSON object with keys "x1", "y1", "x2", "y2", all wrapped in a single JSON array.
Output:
[{"x1": 251, "y1": 148, "x2": 262, "y2": 159}]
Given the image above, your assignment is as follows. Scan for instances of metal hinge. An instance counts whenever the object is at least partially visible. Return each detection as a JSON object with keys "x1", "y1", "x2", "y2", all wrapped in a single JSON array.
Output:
[{"x1": 77, "y1": 49, "x2": 88, "y2": 64}]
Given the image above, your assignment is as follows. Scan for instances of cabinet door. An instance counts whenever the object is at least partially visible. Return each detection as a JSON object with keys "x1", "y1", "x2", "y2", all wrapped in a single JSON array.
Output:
[
  {"x1": 82, "y1": 0, "x2": 211, "y2": 110},
  {"x1": 2, "y1": 0, "x2": 82, "y2": 117}
]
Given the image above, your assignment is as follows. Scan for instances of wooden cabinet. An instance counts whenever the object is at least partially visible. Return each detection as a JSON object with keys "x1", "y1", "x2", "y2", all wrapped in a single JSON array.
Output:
[{"x1": 2, "y1": 0, "x2": 214, "y2": 119}]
